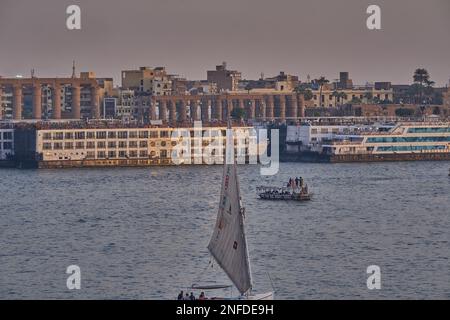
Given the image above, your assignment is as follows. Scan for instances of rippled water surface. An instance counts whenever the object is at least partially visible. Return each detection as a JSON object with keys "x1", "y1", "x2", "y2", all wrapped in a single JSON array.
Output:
[{"x1": 0, "y1": 161, "x2": 449, "y2": 299}]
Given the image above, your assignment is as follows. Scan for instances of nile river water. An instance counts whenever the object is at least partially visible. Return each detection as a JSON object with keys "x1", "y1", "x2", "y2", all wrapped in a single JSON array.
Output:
[{"x1": 0, "y1": 161, "x2": 449, "y2": 299}]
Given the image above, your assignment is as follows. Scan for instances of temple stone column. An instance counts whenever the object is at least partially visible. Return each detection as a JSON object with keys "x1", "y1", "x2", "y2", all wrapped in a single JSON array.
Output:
[
  {"x1": 201, "y1": 99, "x2": 209, "y2": 122},
  {"x1": 0, "y1": 86, "x2": 3, "y2": 120},
  {"x1": 159, "y1": 100, "x2": 167, "y2": 121},
  {"x1": 278, "y1": 95, "x2": 286, "y2": 121},
  {"x1": 246, "y1": 99, "x2": 256, "y2": 120},
  {"x1": 178, "y1": 100, "x2": 187, "y2": 122},
  {"x1": 213, "y1": 98, "x2": 222, "y2": 121},
  {"x1": 257, "y1": 99, "x2": 266, "y2": 120},
  {"x1": 227, "y1": 99, "x2": 234, "y2": 119},
  {"x1": 71, "y1": 84, "x2": 81, "y2": 119},
  {"x1": 190, "y1": 99, "x2": 199, "y2": 121},
  {"x1": 32, "y1": 84, "x2": 42, "y2": 119},
  {"x1": 266, "y1": 96, "x2": 274, "y2": 120},
  {"x1": 53, "y1": 84, "x2": 62, "y2": 119},
  {"x1": 90, "y1": 86, "x2": 100, "y2": 119},
  {"x1": 287, "y1": 94, "x2": 298, "y2": 119},
  {"x1": 298, "y1": 94, "x2": 305, "y2": 117},
  {"x1": 13, "y1": 84, "x2": 22, "y2": 120},
  {"x1": 169, "y1": 100, "x2": 177, "y2": 123}
]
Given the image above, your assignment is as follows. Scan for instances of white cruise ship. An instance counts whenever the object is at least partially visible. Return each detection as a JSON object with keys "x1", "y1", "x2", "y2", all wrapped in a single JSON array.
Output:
[{"x1": 322, "y1": 122, "x2": 450, "y2": 162}]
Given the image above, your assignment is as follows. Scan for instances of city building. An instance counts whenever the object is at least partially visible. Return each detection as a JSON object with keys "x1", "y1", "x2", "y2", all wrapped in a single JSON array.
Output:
[
  {"x1": 240, "y1": 72, "x2": 299, "y2": 92},
  {"x1": 309, "y1": 84, "x2": 394, "y2": 107},
  {"x1": 207, "y1": 62, "x2": 242, "y2": 92},
  {"x1": 121, "y1": 67, "x2": 172, "y2": 95}
]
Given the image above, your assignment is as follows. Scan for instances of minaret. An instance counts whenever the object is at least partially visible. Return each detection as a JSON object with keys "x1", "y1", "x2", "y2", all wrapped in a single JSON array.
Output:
[{"x1": 71, "y1": 60, "x2": 76, "y2": 78}]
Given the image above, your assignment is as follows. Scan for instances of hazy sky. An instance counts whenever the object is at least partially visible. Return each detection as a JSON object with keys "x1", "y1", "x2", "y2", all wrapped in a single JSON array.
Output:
[{"x1": 0, "y1": 0, "x2": 449, "y2": 86}]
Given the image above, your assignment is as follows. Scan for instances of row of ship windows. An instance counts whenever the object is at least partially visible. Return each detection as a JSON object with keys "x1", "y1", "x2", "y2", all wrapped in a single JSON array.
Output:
[
  {"x1": 41, "y1": 140, "x2": 232, "y2": 150},
  {"x1": 47, "y1": 150, "x2": 162, "y2": 159},
  {"x1": 376, "y1": 145, "x2": 447, "y2": 152},
  {"x1": 42, "y1": 130, "x2": 229, "y2": 140},
  {"x1": 0, "y1": 142, "x2": 13, "y2": 150},
  {"x1": 44, "y1": 141, "x2": 167, "y2": 150},
  {"x1": 367, "y1": 136, "x2": 450, "y2": 143},
  {"x1": 0, "y1": 132, "x2": 13, "y2": 140},
  {"x1": 408, "y1": 127, "x2": 450, "y2": 133}
]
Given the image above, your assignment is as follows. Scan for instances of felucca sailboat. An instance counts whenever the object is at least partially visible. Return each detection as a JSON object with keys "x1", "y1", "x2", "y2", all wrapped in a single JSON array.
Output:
[{"x1": 196, "y1": 121, "x2": 274, "y2": 300}]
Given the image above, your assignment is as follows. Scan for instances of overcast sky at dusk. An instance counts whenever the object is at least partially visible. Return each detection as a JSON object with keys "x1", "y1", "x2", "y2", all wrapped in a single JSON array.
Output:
[{"x1": 0, "y1": 0, "x2": 449, "y2": 86}]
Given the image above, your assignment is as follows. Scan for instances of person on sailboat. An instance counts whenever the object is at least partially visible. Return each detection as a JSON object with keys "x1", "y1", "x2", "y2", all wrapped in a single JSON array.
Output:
[
  {"x1": 177, "y1": 291, "x2": 184, "y2": 300},
  {"x1": 189, "y1": 292, "x2": 196, "y2": 300},
  {"x1": 198, "y1": 292, "x2": 206, "y2": 300}
]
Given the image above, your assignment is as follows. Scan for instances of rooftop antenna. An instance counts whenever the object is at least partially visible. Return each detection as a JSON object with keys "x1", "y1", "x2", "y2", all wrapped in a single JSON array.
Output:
[{"x1": 71, "y1": 60, "x2": 76, "y2": 78}]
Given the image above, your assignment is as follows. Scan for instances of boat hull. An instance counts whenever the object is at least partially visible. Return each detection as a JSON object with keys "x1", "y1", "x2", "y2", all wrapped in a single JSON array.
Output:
[{"x1": 258, "y1": 193, "x2": 312, "y2": 201}]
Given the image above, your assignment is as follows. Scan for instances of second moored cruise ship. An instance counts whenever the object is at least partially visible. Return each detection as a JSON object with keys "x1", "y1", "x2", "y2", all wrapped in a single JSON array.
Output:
[{"x1": 322, "y1": 122, "x2": 450, "y2": 162}]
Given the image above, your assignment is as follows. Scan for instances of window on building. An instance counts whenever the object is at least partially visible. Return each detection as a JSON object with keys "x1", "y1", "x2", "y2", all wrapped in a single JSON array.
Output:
[
  {"x1": 43, "y1": 143, "x2": 52, "y2": 150},
  {"x1": 118, "y1": 131, "x2": 128, "y2": 139},
  {"x1": 76, "y1": 142, "x2": 85, "y2": 149},
  {"x1": 139, "y1": 141, "x2": 148, "y2": 148},
  {"x1": 65, "y1": 132, "x2": 74, "y2": 140},
  {"x1": 54, "y1": 142, "x2": 63, "y2": 150},
  {"x1": 97, "y1": 141, "x2": 106, "y2": 149},
  {"x1": 119, "y1": 151, "x2": 127, "y2": 158},
  {"x1": 64, "y1": 142, "x2": 73, "y2": 149},
  {"x1": 75, "y1": 132, "x2": 85, "y2": 140},
  {"x1": 108, "y1": 151, "x2": 116, "y2": 158},
  {"x1": 108, "y1": 141, "x2": 117, "y2": 148},
  {"x1": 119, "y1": 141, "x2": 127, "y2": 149},
  {"x1": 43, "y1": 132, "x2": 52, "y2": 140},
  {"x1": 129, "y1": 141, "x2": 138, "y2": 148},
  {"x1": 108, "y1": 131, "x2": 117, "y2": 139},
  {"x1": 129, "y1": 150, "x2": 138, "y2": 158},
  {"x1": 140, "y1": 150, "x2": 148, "y2": 157},
  {"x1": 96, "y1": 131, "x2": 107, "y2": 139},
  {"x1": 53, "y1": 132, "x2": 64, "y2": 140},
  {"x1": 86, "y1": 141, "x2": 95, "y2": 149},
  {"x1": 129, "y1": 131, "x2": 138, "y2": 139},
  {"x1": 97, "y1": 151, "x2": 106, "y2": 158},
  {"x1": 139, "y1": 131, "x2": 149, "y2": 139}
]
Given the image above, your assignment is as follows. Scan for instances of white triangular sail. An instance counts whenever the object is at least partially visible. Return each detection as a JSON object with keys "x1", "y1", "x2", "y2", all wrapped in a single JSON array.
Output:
[{"x1": 207, "y1": 126, "x2": 252, "y2": 295}]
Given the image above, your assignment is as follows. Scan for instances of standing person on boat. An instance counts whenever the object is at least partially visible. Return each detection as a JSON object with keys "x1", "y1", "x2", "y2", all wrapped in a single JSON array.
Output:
[
  {"x1": 177, "y1": 291, "x2": 184, "y2": 300},
  {"x1": 198, "y1": 292, "x2": 206, "y2": 300},
  {"x1": 189, "y1": 292, "x2": 196, "y2": 300},
  {"x1": 295, "y1": 177, "x2": 299, "y2": 188},
  {"x1": 299, "y1": 177, "x2": 304, "y2": 188},
  {"x1": 184, "y1": 293, "x2": 190, "y2": 300}
]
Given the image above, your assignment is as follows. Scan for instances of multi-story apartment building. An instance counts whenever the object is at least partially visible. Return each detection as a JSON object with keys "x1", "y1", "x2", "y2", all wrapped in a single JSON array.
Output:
[
  {"x1": 207, "y1": 62, "x2": 242, "y2": 92},
  {"x1": 121, "y1": 67, "x2": 172, "y2": 95}
]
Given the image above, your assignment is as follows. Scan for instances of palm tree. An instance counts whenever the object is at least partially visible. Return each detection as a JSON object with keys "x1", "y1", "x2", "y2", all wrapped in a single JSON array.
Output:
[
  {"x1": 337, "y1": 92, "x2": 347, "y2": 105},
  {"x1": 315, "y1": 76, "x2": 329, "y2": 107},
  {"x1": 413, "y1": 68, "x2": 430, "y2": 103},
  {"x1": 363, "y1": 92, "x2": 373, "y2": 104},
  {"x1": 332, "y1": 90, "x2": 339, "y2": 107}
]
